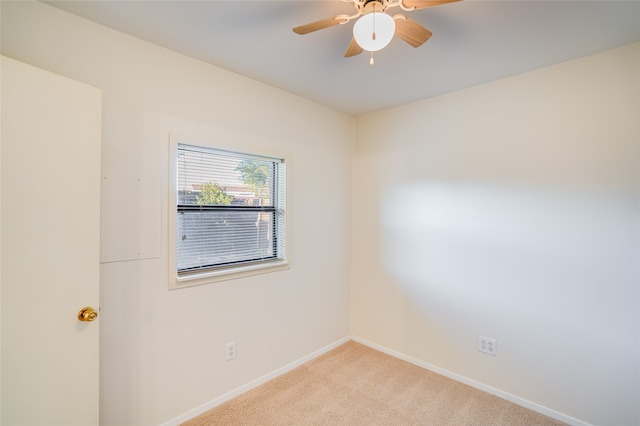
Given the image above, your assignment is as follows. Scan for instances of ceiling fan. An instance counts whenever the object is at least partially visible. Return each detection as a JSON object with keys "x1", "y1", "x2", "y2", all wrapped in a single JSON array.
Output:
[{"x1": 293, "y1": 0, "x2": 461, "y2": 63}]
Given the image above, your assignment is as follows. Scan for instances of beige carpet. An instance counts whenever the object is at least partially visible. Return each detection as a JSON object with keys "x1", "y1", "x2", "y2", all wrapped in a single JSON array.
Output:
[{"x1": 184, "y1": 341, "x2": 565, "y2": 426}]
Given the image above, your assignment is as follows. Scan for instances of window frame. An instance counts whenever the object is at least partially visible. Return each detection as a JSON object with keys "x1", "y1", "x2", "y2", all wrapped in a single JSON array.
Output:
[{"x1": 168, "y1": 134, "x2": 290, "y2": 289}]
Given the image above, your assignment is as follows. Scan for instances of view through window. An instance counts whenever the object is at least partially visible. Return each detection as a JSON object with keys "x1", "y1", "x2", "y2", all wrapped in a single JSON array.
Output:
[{"x1": 176, "y1": 143, "x2": 286, "y2": 278}]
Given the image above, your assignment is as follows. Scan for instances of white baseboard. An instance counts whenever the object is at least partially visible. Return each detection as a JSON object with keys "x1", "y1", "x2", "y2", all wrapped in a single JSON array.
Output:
[
  {"x1": 162, "y1": 336, "x2": 351, "y2": 426},
  {"x1": 164, "y1": 335, "x2": 589, "y2": 426},
  {"x1": 350, "y1": 335, "x2": 590, "y2": 426}
]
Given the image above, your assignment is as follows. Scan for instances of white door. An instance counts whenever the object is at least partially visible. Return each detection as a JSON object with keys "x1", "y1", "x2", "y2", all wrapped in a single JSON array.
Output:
[{"x1": 1, "y1": 56, "x2": 101, "y2": 425}]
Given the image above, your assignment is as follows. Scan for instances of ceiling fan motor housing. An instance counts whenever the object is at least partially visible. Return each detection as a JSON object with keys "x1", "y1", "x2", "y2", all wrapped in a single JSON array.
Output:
[{"x1": 358, "y1": 0, "x2": 390, "y2": 14}]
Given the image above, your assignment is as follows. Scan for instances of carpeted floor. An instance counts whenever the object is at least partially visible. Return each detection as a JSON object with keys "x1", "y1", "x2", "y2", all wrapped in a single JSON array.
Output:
[{"x1": 183, "y1": 340, "x2": 565, "y2": 425}]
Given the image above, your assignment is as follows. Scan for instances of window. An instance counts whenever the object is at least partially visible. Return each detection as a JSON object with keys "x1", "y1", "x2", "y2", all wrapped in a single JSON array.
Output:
[{"x1": 169, "y1": 137, "x2": 288, "y2": 288}]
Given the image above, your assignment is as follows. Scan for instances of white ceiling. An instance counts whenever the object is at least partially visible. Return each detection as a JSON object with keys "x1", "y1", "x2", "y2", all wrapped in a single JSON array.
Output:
[{"x1": 45, "y1": 0, "x2": 640, "y2": 116}]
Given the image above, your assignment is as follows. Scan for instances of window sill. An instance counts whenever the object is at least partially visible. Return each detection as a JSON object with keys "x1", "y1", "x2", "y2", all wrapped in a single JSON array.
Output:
[{"x1": 169, "y1": 259, "x2": 289, "y2": 290}]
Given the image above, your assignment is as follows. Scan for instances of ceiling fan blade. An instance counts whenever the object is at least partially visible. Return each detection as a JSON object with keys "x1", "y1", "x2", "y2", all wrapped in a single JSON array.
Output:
[
  {"x1": 293, "y1": 15, "x2": 350, "y2": 35},
  {"x1": 393, "y1": 15, "x2": 432, "y2": 47},
  {"x1": 344, "y1": 37, "x2": 364, "y2": 57},
  {"x1": 401, "y1": 0, "x2": 461, "y2": 11}
]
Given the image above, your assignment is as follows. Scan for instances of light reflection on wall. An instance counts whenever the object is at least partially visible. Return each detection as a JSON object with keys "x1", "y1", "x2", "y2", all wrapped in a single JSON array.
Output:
[{"x1": 379, "y1": 181, "x2": 639, "y2": 333}]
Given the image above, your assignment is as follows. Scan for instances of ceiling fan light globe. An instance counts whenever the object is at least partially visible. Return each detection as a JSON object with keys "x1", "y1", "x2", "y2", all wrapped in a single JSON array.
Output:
[{"x1": 353, "y1": 12, "x2": 395, "y2": 52}]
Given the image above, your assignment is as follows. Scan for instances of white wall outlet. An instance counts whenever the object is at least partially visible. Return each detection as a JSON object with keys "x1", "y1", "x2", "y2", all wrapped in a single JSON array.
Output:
[
  {"x1": 478, "y1": 336, "x2": 497, "y2": 356},
  {"x1": 226, "y1": 341, "x2": 237, "y2": 361}
]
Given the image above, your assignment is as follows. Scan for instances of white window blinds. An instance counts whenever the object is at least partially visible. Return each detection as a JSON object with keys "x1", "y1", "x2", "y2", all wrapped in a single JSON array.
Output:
[{"x1": 176, "y1": 144, "x2": 286, "y2": 275}]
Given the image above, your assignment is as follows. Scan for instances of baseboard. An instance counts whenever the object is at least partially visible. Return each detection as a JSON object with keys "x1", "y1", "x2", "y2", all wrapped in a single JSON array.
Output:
[
  {"x1": 351, "y1": 335, "x2": 590, "y2": 426},
  {"x1": 163, "y1": 334, "x2": 589, "y2": 426},
  {"x1": 162, "y1": 335, "x2": 351, "y2": 426}
]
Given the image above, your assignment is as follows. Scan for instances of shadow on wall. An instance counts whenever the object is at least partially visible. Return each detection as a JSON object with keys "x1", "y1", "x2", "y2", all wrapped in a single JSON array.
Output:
[
  {"x1": 379, "y1": 179, "x2": 638, "y2": 344},
  {"x1": 375, "y1": 180, "x2": 639, "y2": 423}
]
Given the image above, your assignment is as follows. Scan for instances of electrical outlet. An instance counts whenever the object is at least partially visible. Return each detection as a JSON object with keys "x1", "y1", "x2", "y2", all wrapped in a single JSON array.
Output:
[
  {"x1": 478, "y1": 336, "x2": 497, "y2": 356},
  {"x1": 226, "y1": 341, "x2": 237, "y2": 361}
]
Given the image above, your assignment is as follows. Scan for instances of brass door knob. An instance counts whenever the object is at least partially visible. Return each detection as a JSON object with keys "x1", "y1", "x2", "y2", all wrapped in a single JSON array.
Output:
[{"x1": 77, "y1": 307, "x2": 98, "y2": 322}]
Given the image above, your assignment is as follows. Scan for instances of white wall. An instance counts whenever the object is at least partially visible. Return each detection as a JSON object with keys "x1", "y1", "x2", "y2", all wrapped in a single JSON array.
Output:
[
  {"x1": 352, "y1": 43, "x2": 639, "y2": 425},
  {"x1": 1, "y1": 2, "x2": 353, "y2": 425}
]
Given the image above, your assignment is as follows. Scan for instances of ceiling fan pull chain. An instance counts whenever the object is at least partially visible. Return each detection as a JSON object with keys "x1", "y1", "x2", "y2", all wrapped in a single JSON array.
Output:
[{"x1": 370, "y1": 51, "x2": 375, "y2": 65}]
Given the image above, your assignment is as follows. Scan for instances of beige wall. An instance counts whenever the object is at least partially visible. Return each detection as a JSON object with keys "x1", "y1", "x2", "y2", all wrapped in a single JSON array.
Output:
[
  {"x1": 352, "y1": 43, "x2": 639, "y2": 425},
  {"x1": 1, "y1": 2, "x2": 353, "y2": 425}
]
